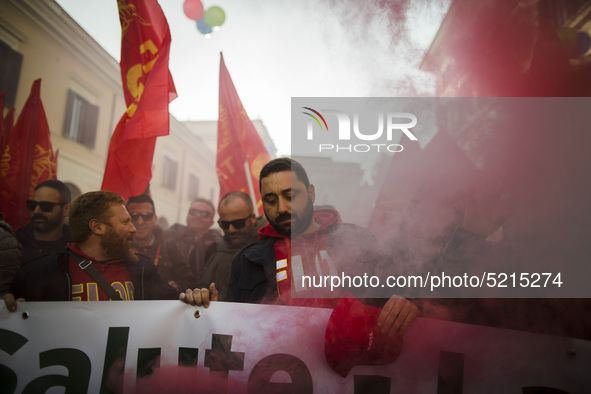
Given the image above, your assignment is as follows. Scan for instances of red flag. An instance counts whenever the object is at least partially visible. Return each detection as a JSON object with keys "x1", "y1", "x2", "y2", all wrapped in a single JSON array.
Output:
[
  {"x1": 0, "y1": 90, "x2": 13, "y2": 156},
  {"x1": 0, "y1": 90, "x2": 4, "y2": 134},
  {"x1": 101, "y1": 0, "x2": 177, "y2": 200},
  {"x1": 0, "y1": 79, "x2": 58, "y2": 229},
  {"x1": 216, "y1": 53, "x2": 271, "y2": 215},
  {"x1": 1, "y1": 106, "x2": 16, "y2": 153}
]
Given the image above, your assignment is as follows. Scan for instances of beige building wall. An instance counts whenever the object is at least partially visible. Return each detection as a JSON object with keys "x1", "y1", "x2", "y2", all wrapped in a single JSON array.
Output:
[
  {"x1": 183, "y1": 119, "x2": 277, "y2": 158},
  {"x1": 0, "y1": 0, "x2": 219, "y2": 227},
  {"x1": 151, "y1": 117, "x2": 218, "y2": 226}
]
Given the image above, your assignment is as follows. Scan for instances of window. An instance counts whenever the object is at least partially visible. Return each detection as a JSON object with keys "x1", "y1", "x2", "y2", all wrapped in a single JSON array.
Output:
[
  {"x1": 187, "y1": 174, "x2": 200, "y2": 200},
  {"x1": 0, "y1": 40, "x2": 23, "y2": 108},
  {"x1": 62, "y1": 90, "x2": 99, "y2": 149},
  {"x1": 162, "y1": 157, "x2": 178, "y2": 191}
]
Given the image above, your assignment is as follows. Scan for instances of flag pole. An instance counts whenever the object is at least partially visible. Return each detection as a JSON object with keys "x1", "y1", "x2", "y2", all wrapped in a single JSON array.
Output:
[{"x1": 243, "y1": 161, "x2": 258, "y2": 214}]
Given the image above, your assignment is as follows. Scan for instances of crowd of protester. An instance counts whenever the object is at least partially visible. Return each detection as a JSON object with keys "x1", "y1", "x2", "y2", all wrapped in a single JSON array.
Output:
[{"x1": 0, "y1": 158, "x2": 416, "y2": 337}]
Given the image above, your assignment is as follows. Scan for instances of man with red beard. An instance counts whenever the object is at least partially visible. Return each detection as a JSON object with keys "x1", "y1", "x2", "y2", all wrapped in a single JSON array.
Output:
[
  {"x1": 183, "y1": 158, "x2": 419, "y2": 335},
  {"x1": 3, "y1": 191, "x2": 177, "y2": 309}
]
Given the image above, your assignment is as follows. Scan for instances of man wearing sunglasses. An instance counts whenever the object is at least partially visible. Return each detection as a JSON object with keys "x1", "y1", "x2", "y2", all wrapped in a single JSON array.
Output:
[
  {"x1": 197, "y1": 191, "x2": 260, "y2": 300},
  {"x1": 4, "y1": 190, "x2": 177, "y2": 310},
  {"x1": 126, "y1": 194, "x2": 197, "y2": 291},
  {"x1": 16, "y1": 180, "x2": 72, "y2": 263},
  {"x1": 166, "y1": 198, "x2": 222, "y2": 280},
  {"x1": 182, "y1": 158, "x2": 418, "y2": 337}
]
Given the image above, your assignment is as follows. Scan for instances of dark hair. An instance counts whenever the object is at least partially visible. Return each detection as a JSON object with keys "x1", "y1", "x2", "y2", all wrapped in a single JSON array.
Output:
[
  {"x1": 259, "y1": 157, "x2": 310, "y2": 190},
  {"x1": 126, "y1": 194, "x2": 156, "y2": 214},
  {"x1": 191, "y1": 197, "x2": 215, "y2": 215},
  {"x1": 219, "y1": 191, "x2": 254, "y2": 213},
  {"x1": 69, "y1": 191, "x2": 125, "y2": 243},
  {"x1": 35, "y1": 179, "x2": 71, "y2": 203}
]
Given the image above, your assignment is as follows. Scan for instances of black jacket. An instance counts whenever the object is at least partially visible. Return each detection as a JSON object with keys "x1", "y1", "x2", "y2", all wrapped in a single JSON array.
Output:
[
  {"x1": 227, "y1": 211, "x2": 382, "y2": 304},
  {"x1": 0, "y1": 218, "x2": 21, "y2": 296},
  {"x1": 11, "y1": 252, "x2": 178, "y2": 301},
  {"x1": 227, "y1": 237, "x2": 277, "y2": 303},
  {"x1": 16, "y1": 224, "x2": 72, "y2": 263}
]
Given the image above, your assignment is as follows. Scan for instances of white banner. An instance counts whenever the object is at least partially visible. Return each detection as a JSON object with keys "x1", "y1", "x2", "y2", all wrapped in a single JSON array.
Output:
[{"x1": 0, "y1": 301, "x2": 589, "y2": 393}]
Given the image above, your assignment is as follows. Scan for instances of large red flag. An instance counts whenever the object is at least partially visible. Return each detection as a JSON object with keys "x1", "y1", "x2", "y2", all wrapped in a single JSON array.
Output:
[
  {"x1": 0, "y1": 90, "x2": 13, "y2": 157},
  {"x1": 0, "y1": 90, "x2": 6, "y2": 154},
  {"x1": 0, "y1": 79, "x2": 58, "y2": 229},
  {"x1": 2, "y1": 107, "x2": 15, "y2": 144},
  {"x1": 217, "y1": 53, "x2": 271, "y2": 215},
  {"x1": 101, "y1": 0, "x2": 177, "y2": 200},
  {"x1": 0, "y1": 90, "x2": 4, "y2": 131}
]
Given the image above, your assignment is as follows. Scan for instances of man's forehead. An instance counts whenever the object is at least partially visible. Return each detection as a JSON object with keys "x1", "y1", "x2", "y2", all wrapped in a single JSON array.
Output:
[
  {"x1": 261, "y1": 170, "x2": 306, "y2": 191},
  {"x1": 219, "y1": 199, "x2": 250, "y2": 217},
  {"x1": 191, "y1": 201, "x2": 213, "y2": 212},
  {"x1": 127, "y1": 201, "x2": 154, "y2": 213},
  {"x1": 33, "y1": 187, "x2": 61, "y2": 201},
  {"x1": 107, "y1": 203, "x2": 129, "y2": 219}
]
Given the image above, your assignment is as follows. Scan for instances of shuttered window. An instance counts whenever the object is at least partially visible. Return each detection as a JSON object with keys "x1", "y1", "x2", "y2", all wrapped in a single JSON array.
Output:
[
  {"x1": 187, "y1": 174, "x2": 200, "y2": 200},
  {"x1": 62, "y1": 89, "x2": 99, "y2": 149},
  {"x1": 162, "y1": 156, "x2": 178, "y2": 191},
  {"x1": 0, "y1": 40, "x2": 23, "y2": 109}
]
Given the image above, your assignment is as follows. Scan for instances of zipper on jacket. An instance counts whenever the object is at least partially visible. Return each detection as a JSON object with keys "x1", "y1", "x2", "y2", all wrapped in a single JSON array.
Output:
[{"x1": 65, "y1": 271, "x2": 71, "y2": 300}]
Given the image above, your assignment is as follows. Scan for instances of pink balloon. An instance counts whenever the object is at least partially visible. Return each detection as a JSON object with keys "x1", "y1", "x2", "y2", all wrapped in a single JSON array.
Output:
[{"x1": 183, "y1": 0, "x2": 204, "y2": 21}]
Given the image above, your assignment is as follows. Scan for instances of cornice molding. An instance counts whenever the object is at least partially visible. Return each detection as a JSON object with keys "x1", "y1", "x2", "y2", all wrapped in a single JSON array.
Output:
[{"x1": 0, "y1": 14, "x2": 29, "y2": 49}]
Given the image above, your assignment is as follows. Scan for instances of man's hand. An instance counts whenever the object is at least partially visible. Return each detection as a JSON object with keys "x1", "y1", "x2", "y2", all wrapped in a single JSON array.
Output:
[
  {"x1": 179, "y1": 283, "x2": 219, "y2": 308},
  {"x1": 1, "y1": 293, "x2": 25, "y2": 312},
  {"x1": 377, "y1": 295, "x2": 419, "y2": 336}
]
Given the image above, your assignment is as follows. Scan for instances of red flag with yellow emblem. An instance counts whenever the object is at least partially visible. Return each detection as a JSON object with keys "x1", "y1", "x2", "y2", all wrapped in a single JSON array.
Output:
[
  {"x1": 217, "y1": 53, "x2": 271, "y2": 215},
  {"x1": 0, "y1": 79, "x2": 58, "y2": 229},
  {"x1": 101, "y1": 0, "x2": 176, "y2": 200},
  {"x1": 0, "y1": 90, "x2": 6, "y2": 154}
]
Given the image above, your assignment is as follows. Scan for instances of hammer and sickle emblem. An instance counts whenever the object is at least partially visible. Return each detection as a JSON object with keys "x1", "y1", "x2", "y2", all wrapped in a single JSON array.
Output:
[{"x1": 126, "y1": 40, "x2": 159, "y2": 117}]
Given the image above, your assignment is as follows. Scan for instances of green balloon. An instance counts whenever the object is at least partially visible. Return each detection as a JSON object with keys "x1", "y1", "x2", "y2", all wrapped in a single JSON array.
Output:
[
  {"x1": 557, "y1": 26, "x2": 577, "y2": 51},
  {"x1": 204, "y1": 6, "x2": 225, "y2": 28}
]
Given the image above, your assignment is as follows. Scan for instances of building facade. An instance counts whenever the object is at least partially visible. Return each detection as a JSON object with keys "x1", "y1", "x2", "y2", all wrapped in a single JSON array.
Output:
[{"x1": 1, "y1": 0, "x2": 274, "y2": 227}]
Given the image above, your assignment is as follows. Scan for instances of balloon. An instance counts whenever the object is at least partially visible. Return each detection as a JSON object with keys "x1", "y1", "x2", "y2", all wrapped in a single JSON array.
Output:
[
  {"x1": 204, "y1": 6, "x2": 226, "y2": 28},
  {"x1": 196, "y1": 19, "x2": 213, "y2": 35},
  {"x1": 556, "y1": 26, "x2": 576, "y2": 50},
  {"x1": 183, "y1": 0, "x2": 204, "y2": 21},
  {"x1": 574, "y1": 31, "x2": 591, "y2": 57}
]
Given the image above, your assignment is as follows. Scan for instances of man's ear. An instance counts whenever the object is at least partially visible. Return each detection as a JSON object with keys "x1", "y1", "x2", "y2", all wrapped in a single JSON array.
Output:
[
  {"x1": 308, "y1": 184, "x2": 316, "y2": 203},
  {"x1": 248, "y1": 213, "x2": 256, "y2": 224},
  {"x1": 89, "y1": 218, "x2": 105, "y2": 236},
  {"x1": 62, "y1": 203, "x2": 71, "y2": 219}
]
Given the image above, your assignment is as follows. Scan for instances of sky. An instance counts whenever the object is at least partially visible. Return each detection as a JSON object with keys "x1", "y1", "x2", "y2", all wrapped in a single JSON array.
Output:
[{"x1": 54, "y1": 0, "x2": 450, "y2": 156}]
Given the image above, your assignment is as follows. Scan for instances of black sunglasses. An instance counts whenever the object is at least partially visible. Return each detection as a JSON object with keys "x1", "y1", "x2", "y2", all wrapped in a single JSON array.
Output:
[
  {"x1": 217, "y1": 215, "x2": 253, "y2": 230},
  {"x1": 26, "y1": 200, "x2": 66, "y2": 212},
  {"x1": 189, "y1": 208, "x2": 212, "y2": 218},
  {"x1": 130, "y1": 212, "x2": 155, "y2": 222}
]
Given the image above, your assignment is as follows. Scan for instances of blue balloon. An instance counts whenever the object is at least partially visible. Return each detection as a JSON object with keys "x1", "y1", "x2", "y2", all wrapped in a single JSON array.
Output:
[
  {"x1": 196, "y1": 18, "x2": 212, "y2": 35},
  {"x1": 575, "y1": 31, "x2": 591, "y2": 57}
]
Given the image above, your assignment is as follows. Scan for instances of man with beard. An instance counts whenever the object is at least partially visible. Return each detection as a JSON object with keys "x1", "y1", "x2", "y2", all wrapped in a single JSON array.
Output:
[
  {"x1": 126, "y1": 194, "x2": 197, "y2": 291},
  {"x1": 196, "y1": 191, "x2": 260, "y2": 300},
  {"x1": 182, "y1": 158, "x2": 419, "y2": 335},
  {"x1": 3, "y1": 191, "x2": 177, "y2": 310},
  {"x1": 16, "y1": 180, "x2": 72, "y2": 263}
]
